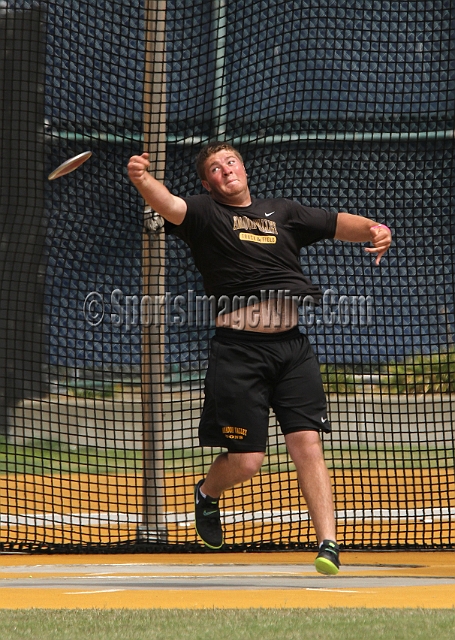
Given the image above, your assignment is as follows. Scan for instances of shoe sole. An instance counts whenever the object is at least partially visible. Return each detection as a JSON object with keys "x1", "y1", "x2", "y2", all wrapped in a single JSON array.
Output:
[
  {"x1": 314, "y1": 557, "x2": 339, "y2": 576},
  {"x1": 194, "y1": 523, "x2": 223, "y2": 550}
]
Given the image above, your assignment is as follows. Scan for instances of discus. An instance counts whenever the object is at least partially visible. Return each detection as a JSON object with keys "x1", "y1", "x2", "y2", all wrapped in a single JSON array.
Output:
[{"x1": 48, "y1": 151, "x2": 93, "y2": 180}]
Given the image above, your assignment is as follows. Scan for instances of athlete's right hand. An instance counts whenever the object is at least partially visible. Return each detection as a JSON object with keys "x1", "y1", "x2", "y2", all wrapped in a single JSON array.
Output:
[{"x1": 127, "y1": 153, "x2": 150, "y2": 185}]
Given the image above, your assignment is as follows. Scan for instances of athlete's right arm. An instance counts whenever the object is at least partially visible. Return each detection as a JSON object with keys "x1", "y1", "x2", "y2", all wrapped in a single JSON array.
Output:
[{"x1": 127, "y1": 153, "x2": 187, "y2": 225}]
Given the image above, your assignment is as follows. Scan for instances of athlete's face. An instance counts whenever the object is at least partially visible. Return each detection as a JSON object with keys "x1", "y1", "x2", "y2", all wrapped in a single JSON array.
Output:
[{"x1": 201, "y1": 150, "x2": 251, "y2": 206}]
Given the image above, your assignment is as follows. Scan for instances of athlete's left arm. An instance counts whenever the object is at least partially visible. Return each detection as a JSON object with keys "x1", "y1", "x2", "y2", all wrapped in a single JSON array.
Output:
[{"x1": 334, "y1": 212, "x2": 392, "y2": 265}]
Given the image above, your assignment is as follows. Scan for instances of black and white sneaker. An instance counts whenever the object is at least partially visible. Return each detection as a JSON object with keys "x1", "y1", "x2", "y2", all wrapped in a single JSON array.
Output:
[
  {"x1": 194, "y1": 479, "x2": 223, "y2": 550},
  {"x1": 315, "y1": 540, "x2": 340, "y2": 575}
]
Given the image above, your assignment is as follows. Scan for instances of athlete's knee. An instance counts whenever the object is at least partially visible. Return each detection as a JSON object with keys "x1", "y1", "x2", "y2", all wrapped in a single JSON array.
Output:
[
  {"x1": 228, "y1": 450, "x2": 264, "y2": 479},
  {"x1": 285, "y1": 429, "x2": 324, "y2": 462}
]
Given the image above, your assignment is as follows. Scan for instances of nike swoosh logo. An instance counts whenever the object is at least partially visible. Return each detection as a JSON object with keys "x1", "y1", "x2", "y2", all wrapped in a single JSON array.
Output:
[
  {"x1": 264, "y1": 211, "x2": 275, "y2": 217},
  {"x1": 321, "y1": 417, "x2": 328, "y2": 423},
  {"x1": 203, "y1": 509, "x2": 219, "y2": 517}
]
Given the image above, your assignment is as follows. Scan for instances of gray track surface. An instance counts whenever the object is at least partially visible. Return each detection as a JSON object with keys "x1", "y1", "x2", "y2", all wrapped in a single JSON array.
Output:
[{"x1": 1, "y1": 563, "x2": 454, "y2": 591}]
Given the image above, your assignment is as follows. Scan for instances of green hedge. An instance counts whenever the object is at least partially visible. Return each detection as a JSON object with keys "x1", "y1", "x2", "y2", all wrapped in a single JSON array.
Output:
[
  {"x1": 320, "y1": 348, "x2": 455, "y2": 395},
  {"x1": 383, "y1": 348, "x2": 455, "y2": 395}
]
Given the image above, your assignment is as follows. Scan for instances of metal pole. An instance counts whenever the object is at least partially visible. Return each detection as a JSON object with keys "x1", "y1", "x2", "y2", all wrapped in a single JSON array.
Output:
[
  {"x1": 138, "y1": 0, "x2": 168, "y2": 543},
  {"x1": 211, "y1": 0, "x2": 227, "y2": 139}
]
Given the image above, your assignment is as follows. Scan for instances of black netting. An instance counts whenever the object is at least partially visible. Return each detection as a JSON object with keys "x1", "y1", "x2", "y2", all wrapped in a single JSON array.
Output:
[{"x1": 0, "y1": 0, "x2": 454, "y2": 552}]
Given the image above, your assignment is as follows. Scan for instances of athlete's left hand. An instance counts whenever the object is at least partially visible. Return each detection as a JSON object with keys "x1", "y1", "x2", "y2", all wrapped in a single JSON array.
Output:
[{"x1": 364, "y1": 224, "x2": 392, "y2": 265}]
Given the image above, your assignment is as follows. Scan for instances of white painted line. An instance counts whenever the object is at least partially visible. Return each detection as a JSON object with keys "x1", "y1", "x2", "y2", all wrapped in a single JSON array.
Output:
[
  {"x1": 305, "y1": 588, "x2": 373, "y2": 593},
  {"x1": 64, "y1": 589, "x2": 125, "y2": 595},
  {"x1": 1, "y1": 506, "x2": 454, "y2": 528}
]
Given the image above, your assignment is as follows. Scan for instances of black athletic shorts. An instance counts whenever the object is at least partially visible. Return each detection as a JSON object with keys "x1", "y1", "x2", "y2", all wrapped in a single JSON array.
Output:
[{"x1": 199, "y1": 326, "x2": 331, "y2": 452}]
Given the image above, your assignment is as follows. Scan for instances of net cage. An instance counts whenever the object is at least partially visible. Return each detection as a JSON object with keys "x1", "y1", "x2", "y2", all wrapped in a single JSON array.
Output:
[{"x1": 0, "y1": 0, "x2": 454, "y2": 552}]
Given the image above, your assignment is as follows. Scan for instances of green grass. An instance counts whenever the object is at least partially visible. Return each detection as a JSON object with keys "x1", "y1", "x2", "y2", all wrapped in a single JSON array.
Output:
[
  {"x1": 0, "y1": 609, "x2": 454, "y2": 640},
  {"x1": 164, "y1": 444, "x2": 455, "y2": 474},
  {"x1": 1, "y1": 438, "x2": 453, "y2": 475},
  {"x1": 0, "y1": 438, "x2": 142, "y2": 475},
  {"x1": 327, "y1": 444, "x2": 455, "y2": 470}
]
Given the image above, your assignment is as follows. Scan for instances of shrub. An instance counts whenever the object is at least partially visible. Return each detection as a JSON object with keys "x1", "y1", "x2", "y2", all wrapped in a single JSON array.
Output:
[{"x1": 382, "y1": 348, "x2": 455, "y2": 395}]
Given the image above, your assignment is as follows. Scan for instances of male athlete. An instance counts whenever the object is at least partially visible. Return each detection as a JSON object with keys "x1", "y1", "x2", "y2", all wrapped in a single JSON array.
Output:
[{"x1": 128, "y1": 142, "x2": 391, "y2": 575}]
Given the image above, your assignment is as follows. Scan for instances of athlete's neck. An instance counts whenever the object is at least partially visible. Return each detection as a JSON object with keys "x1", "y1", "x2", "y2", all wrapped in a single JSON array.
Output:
[{"x1": 211, "y1": 193, "x2": 252, "y2": 207}]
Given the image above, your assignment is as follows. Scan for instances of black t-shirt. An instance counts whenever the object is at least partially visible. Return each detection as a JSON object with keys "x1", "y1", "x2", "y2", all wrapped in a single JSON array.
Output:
[{"x1": 166, "y1": 194, "x2": 338, "y2": 305}]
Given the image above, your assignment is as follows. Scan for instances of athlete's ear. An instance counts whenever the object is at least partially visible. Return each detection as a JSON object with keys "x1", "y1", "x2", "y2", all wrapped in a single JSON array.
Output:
[{"x1": 201, "y1": 179, "x2": 211, "y2": 192}]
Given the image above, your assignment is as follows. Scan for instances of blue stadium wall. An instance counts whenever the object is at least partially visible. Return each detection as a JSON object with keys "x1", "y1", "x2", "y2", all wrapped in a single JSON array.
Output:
[{"x1": 6, "y1": 0, "x2": 454, "y2": 374}]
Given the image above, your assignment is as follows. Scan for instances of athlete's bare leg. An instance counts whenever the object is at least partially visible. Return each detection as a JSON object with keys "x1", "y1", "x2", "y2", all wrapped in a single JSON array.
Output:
[
  {"x1": 285, "y1": 430, "x2": 337, "y2": 544},
  {"x1": 201, "y1": 451, "x2": 265, "y2": 498}
]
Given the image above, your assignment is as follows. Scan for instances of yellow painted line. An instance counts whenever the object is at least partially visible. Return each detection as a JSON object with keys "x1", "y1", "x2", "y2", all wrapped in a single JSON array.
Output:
[
  {"x1": 0, "y1": 552, "x2": 314, "y2": 566},
  {"x1": 0, "y1": 586, "x2": 454, "y2": 609},
  {"x1": 0, "y1": 551, "x2": 453, "y2": 568}
]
